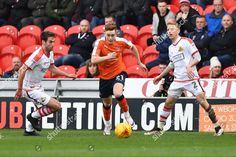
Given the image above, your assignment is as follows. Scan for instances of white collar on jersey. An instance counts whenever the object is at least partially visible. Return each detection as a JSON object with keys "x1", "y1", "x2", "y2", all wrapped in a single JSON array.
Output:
[{"x1": 172, "y1": 36, "x2": 181, "y2": 46}]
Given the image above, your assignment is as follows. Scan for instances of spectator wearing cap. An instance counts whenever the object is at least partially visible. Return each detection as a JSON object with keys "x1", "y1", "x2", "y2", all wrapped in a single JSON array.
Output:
[
  {"x1": 188, "y1": 16, "x2": 211, "y2": 69},
  {"x1": 205, "y1": 0, "x2": 227, "y2": 37},
  {"x1": 208, "y1": 14, "x2": 236, "y2": 68},
  {"x1": 176, "y1": 0, "x2": 200, "y2": 36},
  {"x1": 209, "y1": 56, "x2": 223, "y2": 78}
]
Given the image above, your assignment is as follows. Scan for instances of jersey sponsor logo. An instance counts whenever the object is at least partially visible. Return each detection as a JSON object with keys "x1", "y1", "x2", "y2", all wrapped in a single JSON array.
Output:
[
  {"x1": 178, "y1": 46, "x2": 184, "y2": 52},
  {"x1": 172, "y1": 53, "x2": 185, "y2": 63}
]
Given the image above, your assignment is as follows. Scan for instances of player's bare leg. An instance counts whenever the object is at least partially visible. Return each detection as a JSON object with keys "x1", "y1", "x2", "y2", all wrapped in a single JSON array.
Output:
[
  {"x1": 145, "y1": 95, "x2": 177, "y2": 136},
  {"x1": 27, "y1": 98, "x2": 61, "y2": 131},
  {"x1": 114, "y1": 83, "x2": 135, "y2": 127},
  {"x1": 196, "y1": 93, "x2": 224, "y2": 136},
  {"x1": 102, "y1": 96, "x2": 112, "y2": 135}
]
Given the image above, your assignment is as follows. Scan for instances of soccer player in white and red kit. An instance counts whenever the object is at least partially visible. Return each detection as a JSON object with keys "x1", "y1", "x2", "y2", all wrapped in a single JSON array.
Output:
[
  {"x1": 14, "y1": 31, "x2": 76, "y2": 136},
  {"x1": 145, "y1": 23, "x2": 224, "y2": 136}
]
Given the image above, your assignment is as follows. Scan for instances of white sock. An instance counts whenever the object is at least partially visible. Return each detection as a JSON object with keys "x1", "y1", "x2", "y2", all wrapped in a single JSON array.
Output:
[
  {"x1": 158, "y1": 122, "x2": 165, "y2": 130},
  {"x1": 31, "y1": 110, "x2": 41, "y2": 119},
  {"x1": 124, "y1": 111, "x2": 130, "y2": 118},
  {"x1": 25, "y1": 119, "x2": 34, "y2": 132},
  {"x1": 104, "y1": 120, "x2": 111, "y2": 126}
]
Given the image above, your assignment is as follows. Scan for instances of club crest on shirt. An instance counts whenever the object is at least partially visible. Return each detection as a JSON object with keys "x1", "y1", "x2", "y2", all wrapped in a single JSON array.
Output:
[
  {"x1": 41, "y1": 97, "x2": 46, "y2": 103},
  {"x1": 178, "y1": 46, "x2": 184, "y2": 52}
]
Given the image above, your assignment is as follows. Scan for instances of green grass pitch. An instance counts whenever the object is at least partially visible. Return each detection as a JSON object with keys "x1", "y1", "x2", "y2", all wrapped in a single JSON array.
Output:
[{"x1": 0, "y1": 129, "x2": 235, "y2": 157}]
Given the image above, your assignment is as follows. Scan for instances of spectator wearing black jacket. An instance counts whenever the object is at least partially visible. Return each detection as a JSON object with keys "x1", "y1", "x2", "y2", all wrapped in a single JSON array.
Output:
[
  {"x1": 5, "y1": 0, "x2": 31, "y2": 29},
  {"x1": 188, "y1": 16, "x2": 211, "y2": 69},
  {"x1": 0, "y1": 0, "x2": 9, "y2": 26},
  {"x1": 3, "y1": 56, "x2": 21, "y2": 78},
  {"x1": 125, "y1": 0, "x2": 152, "y2": 28},
  {"x1": 21, "y1": 0, "x2": 48, "y2": 29},
  {"x1": 55, "y1": 19, "x2": 96, "y2": 68},
  {"x1": 208, "y1": 14, "x2": 236, "y2": 68},
  {"x1": 176, "y1": 0, "x2": 199, "y2": 36},
  {"x1": 45, "y1": 0, "x2": 77, "y2": 29}
]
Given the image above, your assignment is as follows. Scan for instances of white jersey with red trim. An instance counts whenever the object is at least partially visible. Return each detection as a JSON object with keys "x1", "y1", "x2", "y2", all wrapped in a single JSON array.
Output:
[
  {"x1": 168, "y1": 36, "x2": 200, "y2": 81},
  {"x1": 23, "y1": 47, "x2": 54, "y2": 90}
]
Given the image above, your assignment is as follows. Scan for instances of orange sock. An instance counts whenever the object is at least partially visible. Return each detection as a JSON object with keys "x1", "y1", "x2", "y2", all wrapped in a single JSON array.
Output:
[{"x1": 103, "y1": 105, "x2": 111, "y2": 121}]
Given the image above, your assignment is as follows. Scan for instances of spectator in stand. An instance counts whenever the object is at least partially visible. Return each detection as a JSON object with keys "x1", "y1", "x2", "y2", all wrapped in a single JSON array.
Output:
[
  {"x1": 102, "y1": 0, "x2": 127, "y2": 27},
  {"x1": 146, "y1": 18, "x2": 176, "y2": 71},
  {"x1": 55, "y1": 19, "x2": 96, "y2": 68},
  {"x1": 208, "y1": 14, "x2": 236, "y2": 68},
  {"x1": 151, "y1": 0, "x2": 175, "y2": 44},
  {"x1": 21, "y1": 0, "x2": 48, "y2": 29},
  {"x1": 209, "y1": 56, "x2": 223, "y2": 78},
  {"x1": 3, "y1": 56, "x2": 22, "y2": 78},
  {"x1": 153, "y1": 62, "x2": 174, "y2": 97},
  {"x1": 72, "y1": 0, "x2": 104, "y2": 29},
  {"x1": 205, "y1": 0, "x2": 227, "y2": 37},
  {"x1": 5, "y1": 0, "x2": 31, "y2": 29},
  {"x1": 176, "y1": 0, "x2": 199, "y2": 36},
  {"x1": 45, "y1": 0, "x2": 77, "y2": 30},
  {"x1": 0, "y1": 0, "x2": 9, "y2": 26},
  {"x1": 196, "y1": 0, "x2": 213, "y2": 9},
  {"x1": 188, "y1": 16, "x2": 211, "y2": 69},
  {"x1": 100, "y1": 16, "x2": 123, "y2": 38},
  {"x1": 125, "y1": 0, "x2": 152, "y2": 28},
  {"x1": 85, "y1": 59, "x2": 99, "y2": 78}
]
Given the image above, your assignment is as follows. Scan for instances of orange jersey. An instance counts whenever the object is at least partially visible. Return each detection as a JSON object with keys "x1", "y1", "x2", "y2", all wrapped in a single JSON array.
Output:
[{"x1": 93, "y1": 37, "x2": 133, "y2": 80}]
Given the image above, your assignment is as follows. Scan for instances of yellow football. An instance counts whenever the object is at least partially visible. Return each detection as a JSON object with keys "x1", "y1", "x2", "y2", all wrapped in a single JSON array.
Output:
[{"x1": 115, "y1": 123, "x2": 132, "y2": 138}]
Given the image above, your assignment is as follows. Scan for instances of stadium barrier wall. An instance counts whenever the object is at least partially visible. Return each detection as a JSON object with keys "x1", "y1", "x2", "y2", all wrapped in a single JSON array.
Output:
[{"x1": 0, "y1": 98, "x2": 236, "y2": 132}]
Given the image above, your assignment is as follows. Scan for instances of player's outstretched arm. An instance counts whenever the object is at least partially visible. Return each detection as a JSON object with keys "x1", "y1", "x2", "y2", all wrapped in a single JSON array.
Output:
[
  {"x1": 131, "y1": 45, "x2": 147, "y2": 70},
  {"x1": 153, "y1": 66, "x2": 172, "y2": 85},
  {"x1": 49, "y1": 64, "x2": 77, "y2": 79},
  {"x1": 14, "y1": 64, "x2": 28, "y2": 101}
]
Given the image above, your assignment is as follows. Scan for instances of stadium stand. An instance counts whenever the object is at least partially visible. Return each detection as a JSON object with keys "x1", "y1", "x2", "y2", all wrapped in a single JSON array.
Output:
[
  {"x1": 120, "y1": 24, "x2": 138, "y2": 43},
  {"x1": 77, "y1": 66, "x2": 87, "y2": 78},
  {"x1": 92, "y1": 25, "x2": 105, "y2": 39},
  {"x1": 126, "y1": 65, "x2": 148, "y2": 78},
  {"x1": 136, "y1": 24, "x2": 153, "y2": 50},
  {"x1": 44, "y1": 25, "x2": 66, "y2": 45},
  {"x1": 223, "y1": 66, "x2": 236, "y2": 78},
  {"x1": 199, "y1": 66, "x2": 211, "y2": 78},
  {"x1": 141, "y1": 45, "x2": 159, "y2": 64},
  {"x1": 148, "y1": 66, "x2": 160, "y2": 78},
  {"x1": 52, "y1": 65, "x2": 76, "y2": 78},
  {"x1": 0, "y1": 25, "x2": 18, "y2": 51},
  {"x1": 122, "y1": 49, "x2": 138, "y2": 68},
  {"x1": 1, "y1": 45, "x2": 22, "y2": 58},
  {"x1": 67, "y1": 25, "x2": 81, "y2": 37}
]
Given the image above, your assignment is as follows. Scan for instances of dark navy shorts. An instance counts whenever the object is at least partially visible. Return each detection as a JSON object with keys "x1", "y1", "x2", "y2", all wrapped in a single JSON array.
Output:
[{"x1": 99, "y1": 72, "x2": 128, "y2": 98}]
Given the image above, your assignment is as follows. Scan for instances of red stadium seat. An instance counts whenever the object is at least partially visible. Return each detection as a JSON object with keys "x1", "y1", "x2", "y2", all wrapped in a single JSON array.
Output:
[
  {"x1": 223, "y1": 66, "x2": 236, "y2": 78},
  {"x1": 171, "y1": 0, "x2": 180, "y2": 8},
  {"x1": 0, "y1": 25, "x2": 18, "y2": 41},
  {"x1": 204, "y1": 5, "x2": 214, "y2": 15},
  {"x1": 134, "y1": 44, "x2": 143, "y2": 58},
  {"x1": 53, "y1": 45, "x2": 69, "y2": 59},
  {"x1": 168, "y1": 4, "x2": 179, "y2": 14},
  {"x1": 151, "y1": 6, "x2": 157, "y2": 14},
  {"x1": 126, "y1": 65, "x2": 148, "y2": 78},
  {"x1": 0, "y1": 25, "x2": 18, "y2": 51},
  {"x1": 44, "y1": 70, "x2": 51, "y2": 78},
  {"x1": 77, "y1": 66, "x2": 86, "y2": 78},
  {"x1": 1, "y1": 45, "x2": 22, "y2": 58},
  {"x1": 191, "y1": 4, "x2": 204, "y2": 15},
  {"x1": 122, "y1": 49, "x2": 138, "y2": 68},
  {"x1": 44, "y1": 25, "x2": 66, "y2": 45},
  {"x1": 141, "y1": 45, "x2": 159, "y2": 64},
  {"x1": 224, "y1": 0, "x2": 236, "y2": 10},
  {"x1": 17, "y1": 25, "x2": 42, "y2": 50},
  {"x1": 198, "y1": 66, "x2": 210, "y2": 78},
  {"x1": 92, "y1": 25, "x2": 105, "y2": 38},
  {"x1": 52, "y1": 65, "x2": 76, "y2": 78},
  {"x1": 0, "y1": 53, "x2": 15, "y2": 71},
  {"x1": 120, "y1": 24, "x2": 138, "y2": 43},
  {"x1": 67, "y1": 25, "x2": 81, "y2": 37},
  {"x1": 228, "y1": 6, "x2": 236, "y2": 15},
  {"x1": 149, "y1": 66, "x2": 160, "y2": 78},
  {"x1": 22, "y1": 45, "x2": 41, "y2": 62},
  {"x1": 0, "y1": 68, "x2": 2, "y2": 76},
  {"x1": 136, "y1": 24, "x2": 153, "y2": 50}
]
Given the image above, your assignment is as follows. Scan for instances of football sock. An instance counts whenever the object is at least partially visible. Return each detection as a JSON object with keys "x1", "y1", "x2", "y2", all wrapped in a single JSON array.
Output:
[
  {"x1": 206, "y1": 105, "x2": 218, "y2": 123},
  {"x1": 116, "y1": 95, "x2": 128, "y2": 112},
  {"x1": 103, "y1": 104, "x2": 111, "y2": 121},
  {"x1": 31, "y1": 106, "x2": 53, "y2": 118},
  {"x1": 159, "y1": 106, "x2": 172, "y2": 129}
]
